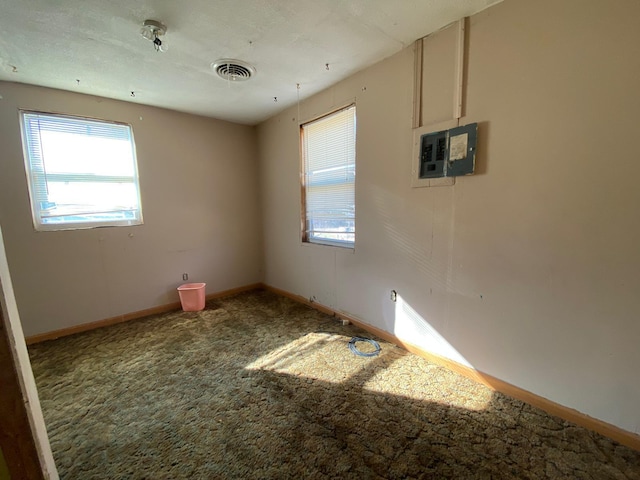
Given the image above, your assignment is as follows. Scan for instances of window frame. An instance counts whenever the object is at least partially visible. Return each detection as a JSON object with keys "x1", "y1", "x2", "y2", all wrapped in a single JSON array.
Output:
[
  {"x1": 300, "y1": 104, "x2": 356, "y2": 249},
  {"x1": 19, "y1": 110, "x2": 143, "y2": 232}
]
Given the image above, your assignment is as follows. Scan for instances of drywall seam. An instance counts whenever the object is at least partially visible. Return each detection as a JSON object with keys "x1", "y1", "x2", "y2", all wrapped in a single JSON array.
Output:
[
  {"x1": 454, "y1": 18, "x2": 465, "y2": 120},
  {"x1": 412, "y1": 38, "x2": 423, "y2": 129}
]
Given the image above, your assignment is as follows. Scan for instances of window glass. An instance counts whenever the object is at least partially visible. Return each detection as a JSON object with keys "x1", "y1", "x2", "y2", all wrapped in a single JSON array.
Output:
[
  {"x1": 301, "y1": 105, "x2": 356, "y2": 248},
  {"x1": 20, "y1": 111, "x2": 143, "y2": 231}
]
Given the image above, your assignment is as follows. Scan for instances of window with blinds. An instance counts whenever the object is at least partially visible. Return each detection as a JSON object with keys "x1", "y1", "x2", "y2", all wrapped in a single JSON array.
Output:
[
  {"x1": 19, "y1": 111, "x2": 143, "y2": 231},
  {"x1": 301, "y1": 105, "x2": 356, "y2": 248}
]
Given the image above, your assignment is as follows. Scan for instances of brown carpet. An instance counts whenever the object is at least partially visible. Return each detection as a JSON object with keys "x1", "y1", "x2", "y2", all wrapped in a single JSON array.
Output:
[{"x1": 28, "y1": 290, "x2": 640, "y2": 479}]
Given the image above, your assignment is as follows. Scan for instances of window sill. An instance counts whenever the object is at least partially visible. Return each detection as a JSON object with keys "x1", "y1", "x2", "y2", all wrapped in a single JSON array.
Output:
[{"x1": 301, "y1": 240, "x2": 355, "y2": 251}]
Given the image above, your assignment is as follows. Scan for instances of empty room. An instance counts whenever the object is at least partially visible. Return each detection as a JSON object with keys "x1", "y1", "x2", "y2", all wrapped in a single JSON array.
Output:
[{"x1": 1, "y1": 0, "x2": 640, "y2": 478}]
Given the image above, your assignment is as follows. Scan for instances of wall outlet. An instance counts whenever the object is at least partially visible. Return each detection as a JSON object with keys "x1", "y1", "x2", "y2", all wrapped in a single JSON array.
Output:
[
  {"x1": 182, "y1": 273, "x2": 188, "y2": 281},
  {"x1": 390, "y1": 290, "x2": 397, "y2": 302}
]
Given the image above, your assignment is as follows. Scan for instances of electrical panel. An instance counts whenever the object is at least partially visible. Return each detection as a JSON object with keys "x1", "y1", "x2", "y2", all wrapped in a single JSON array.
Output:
[{"x1": 419, "y1": 123, "x2": 477, "y2": 179}]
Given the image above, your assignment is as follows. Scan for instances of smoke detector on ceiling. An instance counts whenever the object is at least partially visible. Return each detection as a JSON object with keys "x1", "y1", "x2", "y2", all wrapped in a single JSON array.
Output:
[{"x1": 211, "y1": 59, "x2": 256, "y2": 81}]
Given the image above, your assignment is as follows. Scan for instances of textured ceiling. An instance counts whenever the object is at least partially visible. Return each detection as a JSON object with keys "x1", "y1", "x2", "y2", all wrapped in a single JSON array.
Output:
[{"x1": 0, "y1": 0, "x2": 501, "y2": 125}]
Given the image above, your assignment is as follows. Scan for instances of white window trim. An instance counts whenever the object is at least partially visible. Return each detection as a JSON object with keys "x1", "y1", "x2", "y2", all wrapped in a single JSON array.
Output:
[{"x1": 19, "y1": 110, "x2": 143, "y2": 231}]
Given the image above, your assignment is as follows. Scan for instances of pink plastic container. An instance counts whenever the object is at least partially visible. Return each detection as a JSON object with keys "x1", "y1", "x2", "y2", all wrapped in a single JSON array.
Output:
[{"x1": 177, "y1": 283, "x2": 206, "y2": 311}]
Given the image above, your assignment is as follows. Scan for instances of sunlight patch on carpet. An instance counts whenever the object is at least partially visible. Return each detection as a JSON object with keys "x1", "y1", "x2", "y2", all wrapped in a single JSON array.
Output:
[
  {"x1": 361, "y1": 355, "x2": 493, "y2": 411},
  {"x1": 245, "y1": 332, "x2": 492, "y2": 410},
  {"x1": 244, "y1": 332, "x2": 371, "y2": 383}
]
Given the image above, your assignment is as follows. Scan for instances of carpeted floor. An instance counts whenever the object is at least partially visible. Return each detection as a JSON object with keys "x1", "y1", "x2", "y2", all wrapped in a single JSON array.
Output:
[{"x1": 28, "y1": 290, "x2": 640, "y2": 479}]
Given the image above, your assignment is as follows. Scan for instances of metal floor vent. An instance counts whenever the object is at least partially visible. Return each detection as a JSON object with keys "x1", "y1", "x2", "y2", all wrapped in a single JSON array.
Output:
[{"x1": 212, "y1": 59, "x2": 256, "y2": 81}]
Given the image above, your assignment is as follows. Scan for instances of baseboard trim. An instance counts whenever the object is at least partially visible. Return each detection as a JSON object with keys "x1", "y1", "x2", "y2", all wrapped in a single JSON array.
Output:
[
  {"x1": 25, "y1": 283, "x2": 263, "y2": 345},
  {"x1": 262, "y1": 284, "x2": 640, "y2": 452}
]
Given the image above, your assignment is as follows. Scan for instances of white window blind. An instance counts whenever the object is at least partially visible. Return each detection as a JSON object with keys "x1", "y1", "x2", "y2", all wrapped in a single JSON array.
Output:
[
  {"x1": 20, "y1": 111, "x2": 143, "y2": 231},
  {"x1": 302, "y1": 105, "x2": 356, "y2": 247}
]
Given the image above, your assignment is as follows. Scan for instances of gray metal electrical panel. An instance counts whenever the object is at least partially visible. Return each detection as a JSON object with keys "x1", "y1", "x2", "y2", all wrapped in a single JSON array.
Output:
[{"x1": 419, "y1": 123, "x2": 477, "y2": 179}]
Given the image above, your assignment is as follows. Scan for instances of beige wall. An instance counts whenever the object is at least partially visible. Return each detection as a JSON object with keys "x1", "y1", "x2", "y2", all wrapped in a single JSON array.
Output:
[
  {"x1": 258, "y1": 0, "x2": 640, "y2": 434},
  {"x1": 0, "y1": 82, "x2": 262, "y2": 337}
]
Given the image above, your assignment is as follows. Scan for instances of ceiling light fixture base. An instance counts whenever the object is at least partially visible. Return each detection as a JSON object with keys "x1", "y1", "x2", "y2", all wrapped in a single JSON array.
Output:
[{"x1": 140, "y1": 20, "x2": 168, "y2": 52}]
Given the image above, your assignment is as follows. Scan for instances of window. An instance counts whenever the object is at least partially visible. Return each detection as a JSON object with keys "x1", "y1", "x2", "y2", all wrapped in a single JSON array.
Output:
[
  {"x1": 301, "y1": 105, "x2": 356, "y2": 248},
  {"x1": 20, "y1": 111, "x2": 143, "y2": 231}
]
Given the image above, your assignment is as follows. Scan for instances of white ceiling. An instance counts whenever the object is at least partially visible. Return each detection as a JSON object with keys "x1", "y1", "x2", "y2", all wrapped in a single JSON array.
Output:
[{"x1": 0, "y1": 0, "x2": 501, "y2": 125}]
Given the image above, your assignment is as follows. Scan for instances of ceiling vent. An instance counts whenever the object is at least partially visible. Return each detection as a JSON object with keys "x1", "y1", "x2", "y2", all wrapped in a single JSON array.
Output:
[{"x1": 212, "y1": 59, "x2": 256, "y2": 82}]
